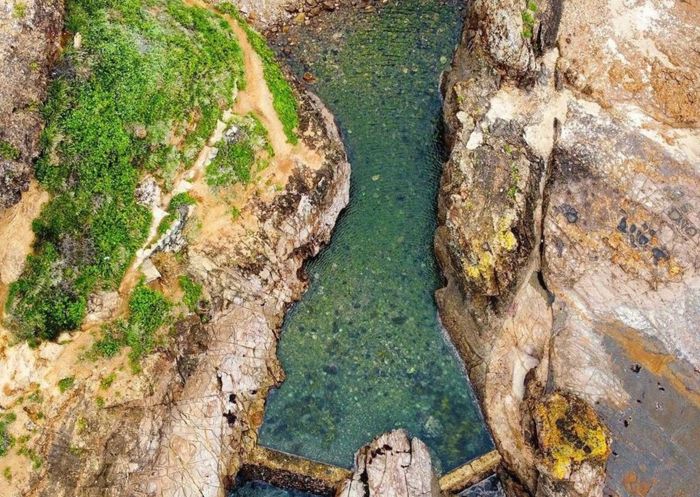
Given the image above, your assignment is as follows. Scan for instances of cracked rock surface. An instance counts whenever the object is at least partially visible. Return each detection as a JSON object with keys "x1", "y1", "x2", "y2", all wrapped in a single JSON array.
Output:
[
  {"x1": 338, "y1": 430, "x2": 440, "y2": 497},
  {"x1": 13, "y1": 90, "x2": 350, "y2": 497},
  {"x1": 436, "y1": 0, "x2": 699, "y2": 497}
]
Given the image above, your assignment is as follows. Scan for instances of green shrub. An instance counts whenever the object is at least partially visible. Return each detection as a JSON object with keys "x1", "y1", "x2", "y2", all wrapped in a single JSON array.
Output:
[
  {"x1": 7, "y1": 0, "x2": 244, "y2": 343},
  {"x1": 93, "y1": 282, "x2": 171, "y2": 371},
  {"x1": 0, "y1": 140, "x2": 20, "y2": 160},
  {"x1": 522, "y1": 1, "x2": 537, "y2": 38},
  {"x1": 178, "y1": 275, "x2": 203, "y2": 312},
  {"x1": 157, "y1": 191, "x2": 197, "y2": 235},
  {"x1": 57, "y1": 377, "x2": 76, "y2": 393},
  {"x1": 218, "y1": 4, "x2": 299, "y2": 144},
  {"x1": 0, "y1": 413, "x2": 16, "y2": 458},
  {"x1": 205, "y1": 113, "x2": 272, "y2": 188}
]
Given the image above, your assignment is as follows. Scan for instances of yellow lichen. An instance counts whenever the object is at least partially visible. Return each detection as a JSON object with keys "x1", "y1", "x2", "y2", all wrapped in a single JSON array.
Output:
[
  {"x1": 534, "y1": 392, "x2": 610, "y2": 480},
  {"x1": 496, "y1": 216, "x2": 517, "y2": 252},
  {"x1": 464, "y1": 250, "x2": 494, "y2": 281}
]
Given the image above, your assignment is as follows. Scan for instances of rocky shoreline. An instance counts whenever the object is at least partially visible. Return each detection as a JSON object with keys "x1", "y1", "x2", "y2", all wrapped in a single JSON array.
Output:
[
  {"x1": 15, "y1": 88, "x2": 350, "y2": 497},
  {"x1": 436, "y1": 0, "x2": 699, "y2": 496}
]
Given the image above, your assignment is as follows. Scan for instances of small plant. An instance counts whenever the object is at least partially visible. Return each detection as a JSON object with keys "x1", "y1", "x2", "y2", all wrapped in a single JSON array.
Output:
[
  {"x1": 17, "y1": 446, "x2": 42, "y2": 469},
  {"x1": 0, "y1": 140, "x2": 20, "y2": 160},
  {"x1": 95, "y1": 396, "x2": 105, "y2": 408},
  {"x1": 522, "y1": 0, "x2": 537, "y2": 38},
  {"x1": 57, "y1": 376, "x2": 75, "y2": 393},
  {"x1": 12, "y1": 2, "x2": 27, "y2": 19},
  {"x1": 157, "y1": 192, "x2": 197, "y2": 235},
  {"x1": 508, "y1": 163, "x2": 521, "y2": 200},
  {"x1": 178, "y1": 275, "x2": 203, "y2": 313},
  {"x1": 3, "y1": 467, "x2": 11, "y2": 482},
  {"x1": 0, "y1": 412, "x2": 16, "y2": 457},
  {"x1": 100, "y1": 372, "x2": 117, "y2": 390},
  {"x1": 230, "y1": 206, "x2": 241, "y2": 221}
]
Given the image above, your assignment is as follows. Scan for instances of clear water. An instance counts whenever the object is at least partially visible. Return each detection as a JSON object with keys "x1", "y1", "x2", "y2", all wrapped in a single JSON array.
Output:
[
  {"x1": 255, "y1": 0, "x2": 492, "y2": 476},
  {"x1": 232, "y1": 481, "x2": 318, "y2": 497}
]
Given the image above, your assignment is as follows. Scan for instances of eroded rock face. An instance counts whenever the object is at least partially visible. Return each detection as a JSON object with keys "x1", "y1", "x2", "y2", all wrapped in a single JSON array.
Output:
[
  {"x1": 338, "y1": 430, "x2": 440, "y2": 497},
  {"x1": 0, "y1": 0, "x2": 63, "y2": 209},
  {"x1": 436, "y1": 0, "x2": 699, "y2": 497},
  {"x1": 17, "y1": 91, "x2": 350, "y2": 497}
]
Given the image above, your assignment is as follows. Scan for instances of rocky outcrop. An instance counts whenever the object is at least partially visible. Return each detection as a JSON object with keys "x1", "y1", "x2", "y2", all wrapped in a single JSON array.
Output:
[
  {"x1": 14, "y1": 89, "x2": 350, "y2": 497},
  {"x1": 0, "y1": 0, "x2": 63, "y2": 209},
  {"x1": 436, "y1": 0, "x2": 699, "y2": 497},
  {"x1": 338, "y1": 430, "x2": 441, "y2": 497}
]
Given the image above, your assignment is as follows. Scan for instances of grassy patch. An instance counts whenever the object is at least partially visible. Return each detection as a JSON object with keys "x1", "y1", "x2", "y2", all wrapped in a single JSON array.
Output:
[
  {"x1": 0, "y1": 140, "x2": 20, "y2": 160},
  {"x1": 206, "y1": 113, "x2": 272, "y2": 188},
  {"x1": 178, "y1": 275, "x2": 203, "y2": 312},
  {"x1": 57, "y1": 376, "x2": 76, "y2": 393},
  {"x1": 218, "y1": 4, "x2": 299, "y2": 144},
  {"x1": 93, "y1": 281, "x2": 171, "y2": 372},
  {"x1": 157, "y1": 191, "x2": 197, "y2": 235},
  {"x1": 7, "y1": 0, "x2": 244, "y2": 343},
  {"x1": 0, "y1": 412, "x2": 17, "y2": 458}
]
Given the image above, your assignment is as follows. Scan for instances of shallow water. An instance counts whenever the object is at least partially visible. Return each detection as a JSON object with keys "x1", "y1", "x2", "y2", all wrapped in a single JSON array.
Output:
[{"x1": 254, "y1": 0, "x2": 492, "y2": 477}]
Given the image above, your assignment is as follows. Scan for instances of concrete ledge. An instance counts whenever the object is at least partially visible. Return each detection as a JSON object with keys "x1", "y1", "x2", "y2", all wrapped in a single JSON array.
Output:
[
  {"x1": 439, "y1": 450, "x2": 502, "y2": 495},
  {"x1": 241, "y1": 446, "x2": 352, "y2": 496}
]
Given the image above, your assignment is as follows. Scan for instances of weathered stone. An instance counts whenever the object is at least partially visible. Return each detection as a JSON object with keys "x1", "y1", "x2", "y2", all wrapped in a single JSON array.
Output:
[
  {"x1": 338, "y1": 430, "x2": 440, "y2": 497},
  {"x1": 436, "y1": 1, "x2": 699, "y2": 497},
  {"x1": 0, "y1": 0, "x2": 63, "y2": 210}
]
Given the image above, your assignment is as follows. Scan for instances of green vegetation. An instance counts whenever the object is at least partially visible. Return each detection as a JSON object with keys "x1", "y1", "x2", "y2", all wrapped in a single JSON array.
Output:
[
  {"x1": 0, "y1": 412, "x2": 17, "y2": 458},
  {"x1": 100, "y1": 372, "x2": 116, "y2": 390},
  {"x1": 3, "y1": 466, "x2": 11, "y2": 482},
  {"x1": 12, "y1": 2, "x2": 27, "y2": 19},
  {"x1": 178, "y1": 275, "x2": 203, "y2": 312},
  {"x1": 218, "y1": 4, "x2": 299, "y2": 144},
  {"x1": 522, "y1": 0, "x2": 537, "y2": 38},
  {"x1": 93, "y1": 281, "x2": 171, "y2": 372},
  {"x1": 230, "y1": 206, "x2": 241, "y2": 220},
  {"x1": 507, "y1": 163, "x2": 521, "y2": 200},
  {"x1": 6, "y1": 0, "x2": 244, "y2": 344},
  {"x1": 0, "y1": 140, "x2": 20, "y2": 160},
  {"x1": 57, "y1": 376, "x2": 76, "y2": 393},
  {"x1": 17, "y1": 445, "x2": 42, "y2": 469},
  {"x1": 206, "y1": 114, "x2": 272, "y2": 188},
  {"x1": 95, "y1": 396, "x2": 105, "y2": 408},
  {"x1": 157, "y1": 191, "x2": 197, "y2": 235}
]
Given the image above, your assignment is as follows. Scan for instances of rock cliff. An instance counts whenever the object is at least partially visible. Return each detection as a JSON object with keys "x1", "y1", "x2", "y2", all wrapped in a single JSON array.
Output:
[
  {"x1": 436, "y1": 1, "x2": 699, "y2": 497},
  {"x1": 0, "y1": 0, "x2": 63, "y2": 209}
]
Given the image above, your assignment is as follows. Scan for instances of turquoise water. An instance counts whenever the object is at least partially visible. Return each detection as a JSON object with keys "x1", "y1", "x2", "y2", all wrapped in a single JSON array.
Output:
[{"x1": 255, "y1": 0, "x2": 492, "y2": 476}]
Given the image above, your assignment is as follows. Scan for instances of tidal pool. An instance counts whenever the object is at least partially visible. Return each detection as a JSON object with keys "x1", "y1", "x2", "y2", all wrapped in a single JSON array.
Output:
[{"x1": 255, "y1": 0, "x2": 492, "y2": 477}]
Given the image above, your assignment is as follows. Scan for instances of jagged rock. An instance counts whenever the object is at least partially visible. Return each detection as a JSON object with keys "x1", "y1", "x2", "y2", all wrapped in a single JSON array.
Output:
[
  {"x1": 11, "y1": 88, "x2": 350, "y2": 497},
  {"x1": 436, "y1": 1, "x2": 699, "y2": 497},
  {"x1": 0, "y1": 0, "x2": 63, "y2": 210},
  {"x1": 337, "y1": 430, "x2": 440, "y2": 497},
  {"x1": 135, "y1": 177, "x2": 162, "y2": 208}
]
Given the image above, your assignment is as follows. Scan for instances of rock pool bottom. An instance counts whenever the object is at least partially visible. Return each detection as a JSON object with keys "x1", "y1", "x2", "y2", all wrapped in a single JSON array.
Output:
[{"x1": 235, "y1": 1, "x2": 493, "y2": 494}]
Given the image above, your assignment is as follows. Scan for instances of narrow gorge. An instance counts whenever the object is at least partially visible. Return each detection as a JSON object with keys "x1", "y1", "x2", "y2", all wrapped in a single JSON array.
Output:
[{"x1": 0, "y1": 1, "x2": 697, "y2": 497}]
